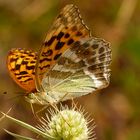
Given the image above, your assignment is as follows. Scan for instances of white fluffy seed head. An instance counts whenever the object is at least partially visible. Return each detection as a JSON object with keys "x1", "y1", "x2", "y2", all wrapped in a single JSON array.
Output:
[
  {"x1": 48, "y1": 109, "x2": 88, "y2": 140},
  {"x1": 37, "y1": 104, "x2": 96, "y2": 140}
]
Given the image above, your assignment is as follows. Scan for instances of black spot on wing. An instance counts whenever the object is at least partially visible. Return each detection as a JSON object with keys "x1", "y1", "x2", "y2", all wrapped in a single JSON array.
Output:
[
  {"x1": 28, "y1": 54, "x2": 35, "y2": 57},
  {"x1": 92, "y1": 44, "x2": 99, "y2": 49},
  {"x1": 83, "y1": 42, "x2": 90, "y2": 48},
  {"x1": 64, "y1": 33, "x2": 70, "y2": 38},
  {"x1": 21, "y1": 56, "x2": 25, "y2": 58},
  {"x1": 83, "y1": 50, "x2": 90, "y2": 56},
  {"x1": 24, "y1": 78, "x2": 33, "y2": 82},
  {"x1": 76, "y1": 31, "x2": 83, "y2": 36},
  {"x1": 42, "y1": 49, "x2": 53, "y2": 57},
  {"x1": 17, "y1": 75, "x2": 30, "y2": 80},
  {"x1": 99, "y1": 47, "x2": 105, "y2": 54},
  {"x1": 67, "y1": 39, "x2": 74, "y2": 45},
  {"x1": 10, "y1": 58, "x2": 18, "y2": 63},
  {"x1": 26, "y1": 65, "x2": 35, "y2": 70},
  {"x1": 40, "y1": 58, "x2": 52, "y2": 63},
  {"x1": 22, "y1": 60, "x2": 28, "y2": 65},
  {"x1": 55, "y1": 42, "x2": 65, "y2": 50},
  {"x1": 19, "y1": 71, "x2": 28, "y2": 75},
  {"x1": 71, "y1": 41, "x2": 81, "y2": 51},
  {"x1": 30, "y1": 61, "x2": 36, "y2": 64},
  {"x1": 15, "y1": 64, "x2": 20, "y2": 70},
  {"x1": 54, "y1": 53, "x2": 62, "y2": 60},
  {"x1": 57, "y1": 32, "x2": 64, "y2": 40},
  {"x1": 44, "y1": 36, "x2": 56, "y2": 46},
  {"x1": 39, "y1": 64, "x2": 50, "y2": 70}
]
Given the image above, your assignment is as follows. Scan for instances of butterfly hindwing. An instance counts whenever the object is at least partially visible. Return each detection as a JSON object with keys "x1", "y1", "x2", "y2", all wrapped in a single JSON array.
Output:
[
  {"x1": 41, "y1": 38, "x2": 111, "y2": 101},
  {"x1": 7, "y1": 48, "x2": 37, "y2": 92}
]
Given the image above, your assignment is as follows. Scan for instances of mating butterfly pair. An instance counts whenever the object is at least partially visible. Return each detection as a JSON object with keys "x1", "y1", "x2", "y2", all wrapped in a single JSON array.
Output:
[{"x1": 7, "y1": 4, "x2": 111, "y2": 105}]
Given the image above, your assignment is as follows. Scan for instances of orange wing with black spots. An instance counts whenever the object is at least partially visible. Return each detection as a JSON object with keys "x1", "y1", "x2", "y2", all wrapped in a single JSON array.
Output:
[
  {"x1": 35, "y1": 4, "x2": 91, "y2": 91},
  {"x1": 7, "y1": 48, "x2": 37, "y2": 93}
]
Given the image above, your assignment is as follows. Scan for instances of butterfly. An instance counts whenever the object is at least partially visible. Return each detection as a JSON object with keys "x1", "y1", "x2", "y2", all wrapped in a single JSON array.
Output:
[{"x1": 7, "y1": 4, "x2": 111, "y2": 105}]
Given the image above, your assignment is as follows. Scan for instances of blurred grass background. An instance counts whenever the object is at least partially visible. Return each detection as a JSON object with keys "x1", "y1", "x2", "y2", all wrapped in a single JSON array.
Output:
[{"x1": 0, "y1": 0, "x2": 140, "y2": 139}]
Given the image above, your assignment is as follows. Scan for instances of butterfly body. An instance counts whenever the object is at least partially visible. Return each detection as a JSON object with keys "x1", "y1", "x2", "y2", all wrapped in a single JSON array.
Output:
[
  {"x1": 26, "y1": 92, "x2": 57, "y2": 105},
  {"x1": 7, "y1": 5, "x2": 112, "y2": 105}
]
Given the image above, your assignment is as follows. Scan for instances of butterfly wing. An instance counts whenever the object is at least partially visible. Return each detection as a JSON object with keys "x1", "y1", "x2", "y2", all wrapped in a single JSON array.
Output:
[
  {"x1": 7, "y1": 48, "x2": 37, "y2": 93},
  {"x1": 41, "y1": 38, "x2": 111, "y2": 101},
  {"x1": 35, "y1": 4, "x2": 91, "y2": 91}
]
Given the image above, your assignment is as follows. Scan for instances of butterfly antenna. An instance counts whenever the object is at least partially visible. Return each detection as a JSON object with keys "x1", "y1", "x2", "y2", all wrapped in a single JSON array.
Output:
[
  {"x1": 4, "y1": 91, "x2": 25, "y2": 102},
  {"x1": 29, "y1": 102, "x2": 41, "y2": 120},
  {"x1": 36, "y1": 104, "x2": 49, "y2": 115}
]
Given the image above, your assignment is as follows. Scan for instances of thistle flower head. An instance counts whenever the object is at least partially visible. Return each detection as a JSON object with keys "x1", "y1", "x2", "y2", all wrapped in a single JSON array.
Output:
[{"x1": 37, "y1": 104, "x2": 96, "y2": 140}]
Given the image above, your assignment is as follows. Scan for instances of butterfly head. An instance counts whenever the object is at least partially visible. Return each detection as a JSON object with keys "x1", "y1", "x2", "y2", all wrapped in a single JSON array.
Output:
[{"x1": 25, "y1": 91, "x2": 57, "y2": 105}]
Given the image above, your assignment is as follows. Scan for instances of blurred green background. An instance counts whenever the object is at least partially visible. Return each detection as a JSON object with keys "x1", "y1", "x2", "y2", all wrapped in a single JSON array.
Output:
[{"x1": 0, "y1": 0, "x2": 140, "y2": 139}]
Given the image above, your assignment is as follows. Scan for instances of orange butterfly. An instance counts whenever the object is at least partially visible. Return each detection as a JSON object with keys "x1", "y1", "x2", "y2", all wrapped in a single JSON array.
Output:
[{"x1": 7, "y1": 4, "x2": 111, "y2": 105}]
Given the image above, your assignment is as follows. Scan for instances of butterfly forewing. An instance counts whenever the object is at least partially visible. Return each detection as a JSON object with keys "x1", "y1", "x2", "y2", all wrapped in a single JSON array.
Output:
[
  {"x1": 7, "y1": 48, "x2": 37, "y2": 92},
  {"x1": 35, "y1": 4, "x2": 91, "y2": 91},
  {"x1": 41, "y1": 38, "x2": 111, "y2": 101}
]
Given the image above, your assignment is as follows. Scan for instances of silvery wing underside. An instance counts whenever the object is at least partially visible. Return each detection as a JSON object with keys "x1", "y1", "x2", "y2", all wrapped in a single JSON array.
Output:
[{"x1": 41, "y1": 37, "x2": 111, "y2": 101}]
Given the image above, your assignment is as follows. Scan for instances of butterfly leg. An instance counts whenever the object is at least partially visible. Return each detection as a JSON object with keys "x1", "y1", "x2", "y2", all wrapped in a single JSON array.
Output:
[
  {"x1": 30, "y1": 102, "x2": 36, "y2": 116},
  {"x1": 36, "y1": 104, "x2": 50, "y2": 115},
  {"x1": 35, "y1": 92, "x2": 70, "y2": 114},
  {"x1": 57, "y1": 92, "x2": 69, "y2": 103}
]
